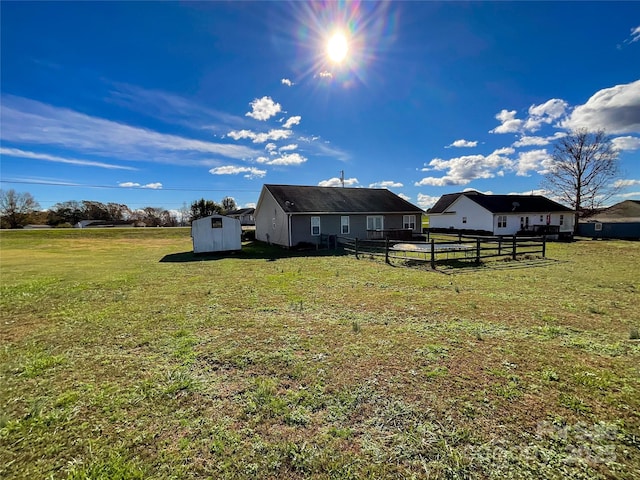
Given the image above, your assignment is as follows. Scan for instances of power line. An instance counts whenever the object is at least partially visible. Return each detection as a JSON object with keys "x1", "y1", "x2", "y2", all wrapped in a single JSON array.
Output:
[{"x1": 0, "y1": 179, "x2": 261, "y2": 193}]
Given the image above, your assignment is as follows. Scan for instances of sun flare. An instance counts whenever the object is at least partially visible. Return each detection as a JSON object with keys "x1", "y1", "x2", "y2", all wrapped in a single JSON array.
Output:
[{"x1": 327, "y1": 31, "x2": 349, "y2": 63}]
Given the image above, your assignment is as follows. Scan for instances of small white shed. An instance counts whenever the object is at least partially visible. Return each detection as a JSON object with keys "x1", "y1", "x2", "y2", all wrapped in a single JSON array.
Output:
[{"x1": 191, "y1": 215, "x2": 242, "y2": 254}]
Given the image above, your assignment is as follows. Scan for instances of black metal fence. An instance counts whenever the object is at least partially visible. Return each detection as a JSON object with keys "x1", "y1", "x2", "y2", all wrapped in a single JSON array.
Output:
[{"x1": 337, "y1": 234, "x2": 546, "y2": 268}]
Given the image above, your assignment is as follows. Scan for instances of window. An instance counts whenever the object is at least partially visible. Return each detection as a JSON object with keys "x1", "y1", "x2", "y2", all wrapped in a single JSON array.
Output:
[
  {"x1": 559, "y1": 214, "x2": 564, "y2": 226},
  {"x1": 497, "y1": 215, "x2": 507, "y2": 228},
  {"x1": 211, "y1": 217, "x2": 223, "y2": 228},
  {"x1": 403, "y1": 215, "x2": 416, "y2": 230},
  {"x1": 540, "y1": 215, "x2": 544, "y2": 223},
  {"x1": 462, "y1": 217, "x2": 467, "y2": 224},
  {"x1": 594, "y1": 223, "x2": 603, "y2": 231},
  {"x1": 311, "y1": 216, "x2": 320, "y2": 236},
  {"x1": 340, "y1": 216, "x2": 350, "y2": 234},
  {"x1": 367, "y1": 215, "x2": 383, "y2": 231}
]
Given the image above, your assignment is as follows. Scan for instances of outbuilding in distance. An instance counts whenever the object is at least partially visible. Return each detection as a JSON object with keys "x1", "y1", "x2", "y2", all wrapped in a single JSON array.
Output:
[{"x1": 191, "y1": 215, "x2": 242, "y2": 254}]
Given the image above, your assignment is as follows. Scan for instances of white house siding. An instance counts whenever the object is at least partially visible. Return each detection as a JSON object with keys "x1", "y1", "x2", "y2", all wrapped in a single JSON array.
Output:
[
  {"x1": 429, "y1": 196, "x2": 494, "y2": 232},
  {"x1": 255, "y1": 191, "x2": 290, "y2": 246},
  {"x1": 494, "y1": 212, "x2": 574, "y2": 236},
  {"x1": 191, "y1": 215, "x2": 241, "y2": 253}
]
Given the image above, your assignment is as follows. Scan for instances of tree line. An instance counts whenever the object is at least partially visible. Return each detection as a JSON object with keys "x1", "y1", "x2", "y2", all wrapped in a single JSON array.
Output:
[{"x1": 0, "y1": 193, "x2": 239, "y2": 229}]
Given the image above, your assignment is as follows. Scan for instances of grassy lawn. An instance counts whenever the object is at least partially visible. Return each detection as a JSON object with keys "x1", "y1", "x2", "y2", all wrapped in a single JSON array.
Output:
[{"x1": 1, "y1": 228, "x2": 639, "y2": 479}]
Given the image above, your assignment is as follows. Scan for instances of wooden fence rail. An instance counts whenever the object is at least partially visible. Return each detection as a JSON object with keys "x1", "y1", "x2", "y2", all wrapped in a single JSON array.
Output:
[{"x1": 337, "y1": 234, "x2": 546, "y2": 268}]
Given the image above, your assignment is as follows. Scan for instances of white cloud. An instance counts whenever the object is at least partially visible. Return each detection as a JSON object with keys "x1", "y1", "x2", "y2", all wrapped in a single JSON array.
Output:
[
  {"x1": 624, "y1": 25, "x2": 640, "y2": 45},
  {"x1": 283, "y1": 116, "x2": 301, "y2": 129},
  {"x1": 278, "y1": 144, "x2": 298, "y2": 152},
  {"x1": 244, "y1": 202, "x2": 257, "y2": 208},
  {"x1": 0, "y1": 95, "x2": 259, "y2": 165},
  {"x1": 227, "y1": 128, "x2": 292, "y2": 143},
  {"x1": 369, "y1": 181, "x2": 404, "y2": 188},
  {"x1": 618, "y1": 191, "x2": 640, "y2": 198},
  {"x1": 417, "y1": 193, "x2": 440, "y2": 210},
  {"x1": 447, "y1": 139, "x2": 478, "y2": 148},
  {"x1": 265, "y1": 142, "x2": 277, "y2": 153},
  {"x1": 255, "y1": 152, "x2": 307, "y2": 166},
  {"x1": 281, "y1": 78, "x2": 294, "y2": 87},
  {"x1": 118, "y1": 182, "x2": 163, "y2": 189},
  {"x1": 318, "y1": 177, "x2": 359, "y2": 187},
  {"x1": 245, "y1": 96, "x2": 281, "y2": 121},
  {"x1": 562, "y1": 80, "x2": 640, "y2": 134},
  {"x1": 209, "y1": 165, "x2": 266, "y2": 179},
  {"x1": 524, "y1": 99, "x2": 568, "y2": 131},
  {"x1": 612, "y1": 136, "x2": 640, "y2": 151},
  {"x1": 0, "y1": 147, "x2": 137, "y2": 170},
  {"x1": 397, "y1": 193, "x2": 411, "y2": 201},
  {"x1": 493, "y1": 147, "x2": 515, "y2": 155},
  {"x1": 515, "y1": 149, "x2": 554, "y2": 176},
  {"x1": 513, "y1": 132, "x2": 566, "y2": 147},
  {"x1": 490, "y1": 109, "x2": 524, "y2": 134},
  {"x1": 417, "y1": 149, "x2": 514, "y2": 186},
  {"x1": 318, "y1": 71, "x2": 333, "y2": 79},
  {"x1": 613, "y1": 179, "x2": 640, "y2": 188}
]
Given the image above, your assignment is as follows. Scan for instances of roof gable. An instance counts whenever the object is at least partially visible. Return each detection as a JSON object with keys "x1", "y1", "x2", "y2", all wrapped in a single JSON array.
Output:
[
  {"x1": 262, "y1": 184, "x2": 424, "y2": 214},
  {"x1": 430, "y1": 191, "x2": 572, "y2": 214}
]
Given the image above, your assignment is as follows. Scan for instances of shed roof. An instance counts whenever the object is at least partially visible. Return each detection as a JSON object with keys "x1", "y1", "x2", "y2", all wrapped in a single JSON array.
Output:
[
  {"x1": 263, "y1": 184, "x2": 424, "y2": 214},
  {"x1": 429, "y1": 191, "x2": 572, "y2": 214}
]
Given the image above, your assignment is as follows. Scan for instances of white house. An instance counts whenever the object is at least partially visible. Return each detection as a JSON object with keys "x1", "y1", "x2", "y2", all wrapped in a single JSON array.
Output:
[
  {"x1": 428, "y1": 191, "x2": 574, "y2": 238},
  {"x1": 191, "y1": 215, "x2": 241, "y2": 253}
]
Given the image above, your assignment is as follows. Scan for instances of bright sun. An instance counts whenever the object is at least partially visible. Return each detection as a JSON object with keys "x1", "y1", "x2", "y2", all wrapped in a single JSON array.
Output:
[{"x1": 327, "y1": 31, "x2": 349, "y2": 63}]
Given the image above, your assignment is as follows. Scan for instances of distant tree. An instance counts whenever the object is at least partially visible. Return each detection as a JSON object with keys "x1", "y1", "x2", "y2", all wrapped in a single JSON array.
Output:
[
  {"x1": 0, "y1": 189, "x2": 41, "y2": 228},
  {"x1": 190, "y1": 198, "x2": 222, "y2": 221},
  {"x1": 221, "y1": 196, "x2": 237, "y2": 214},
  {"x1": 48, "y1": 200, "x2": 85, "y2": 226},
  {"x1": 105, "y1": 203, "x2": 132, "y2": 223},
  {"x1": 178, "y1": 202, "x2": 190, "y2": 226},
  {"x1": 82, "y1": 201, "x2": 110, "y2": 221},
  {"x1": 543, "y1": 129, "x2": 620, "y2": 233}
]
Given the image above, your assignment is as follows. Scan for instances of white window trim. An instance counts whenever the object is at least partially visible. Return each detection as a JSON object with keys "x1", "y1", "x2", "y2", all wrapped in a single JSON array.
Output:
[
  {"x1": 367, "y1": 215, "x2": 384, "y2": 231},
  {"x1": 403, "y1": 215, "x2": 416, "y2": 230},
  {"x1": 311, "y1": 216, "x2": 321, "y2": 236},
  {"x1": 340, "y1": 216, "x2": 350, "y2": 235}
]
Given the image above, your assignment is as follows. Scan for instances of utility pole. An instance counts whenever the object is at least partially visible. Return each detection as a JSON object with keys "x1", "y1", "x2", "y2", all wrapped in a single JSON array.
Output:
[{"x1": 340, "y1": 170, "x2": 345, "y2": 187}]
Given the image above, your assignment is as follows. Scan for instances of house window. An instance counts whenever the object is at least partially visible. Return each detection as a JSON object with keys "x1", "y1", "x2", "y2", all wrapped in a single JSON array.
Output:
[
  {"x1": 497, "y1": 215, "x2": 507, "y2": 228},
  {"x1": 403, "y1": 215, "x2": 416, "y2": 230},
  {"x1": 559, "y1": 215, "x2": 564, "y2": 226},
  {"x1": 211, "y1": 217, "x2": 223, "y2": 228},
  {"x1": 594, "y1": 223, "x2": 603, "y2": 231},
  {"x1": 462, "y1": 217, "x2": 467, "y2": 224},
  {"x1": 341, "y1": 216, "x2": 350, "y2": 234},
  {"x1": 311, "y1": 216, "x2": 321, "y2": 236},
  {"x1": 367, "y1": 215, "x2": 384, "y2": 231},
  {"x1": 540, "y1": 215, "x2": 544, "y2": 223}
]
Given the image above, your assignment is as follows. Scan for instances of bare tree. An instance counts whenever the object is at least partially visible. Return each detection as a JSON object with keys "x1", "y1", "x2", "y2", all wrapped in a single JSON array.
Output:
[
  {"x1": 543, "y1": 129, "x2": 620, "y2": 233},
  {"x1": 0, "y1": 189, "x2": 40, "y2": 228},
  {"x1": 221, "y1": 196, "x2": 237, "y2": 214}
]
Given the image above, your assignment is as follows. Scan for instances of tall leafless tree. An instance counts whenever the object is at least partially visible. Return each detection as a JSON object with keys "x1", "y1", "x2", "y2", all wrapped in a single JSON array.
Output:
[
  {"x1": 0, "y1": 189, "x2": 40, "y2": 228},
  {"x1": 543, "y1": 129, "x2": 620, "y2": 233}
]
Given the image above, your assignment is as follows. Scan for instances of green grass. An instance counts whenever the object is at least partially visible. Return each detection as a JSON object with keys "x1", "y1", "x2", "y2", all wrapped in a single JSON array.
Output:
[{"x1": 1, "y1": 228, "x2": 639, "y2": 479}]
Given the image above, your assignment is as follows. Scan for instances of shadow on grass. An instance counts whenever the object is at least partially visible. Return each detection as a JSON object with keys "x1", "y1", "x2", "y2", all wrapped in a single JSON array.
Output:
[
  {"x1": 159, "y1": 241, "x2": 347, "y2": 263},
  {"x1": 437, "y1": 257, "x2": 564, "y2": 274}
]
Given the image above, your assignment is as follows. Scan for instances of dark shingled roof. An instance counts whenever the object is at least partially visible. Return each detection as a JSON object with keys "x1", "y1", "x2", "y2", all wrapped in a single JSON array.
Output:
[
  {"x1": 429, "y1": 191, "x2": 572, "y2": 214},
  {"x1": 227, "y1": 208, "x2": 255, "y2": 216},
  {"x1": 263, "y1": 184, "x2": 424, "y2": 214}
]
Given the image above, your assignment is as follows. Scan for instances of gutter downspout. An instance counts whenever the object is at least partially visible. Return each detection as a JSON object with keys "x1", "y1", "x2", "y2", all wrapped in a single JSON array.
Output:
[{"x1": 288, "y1": 214, "x2": 292, "y2": 247}]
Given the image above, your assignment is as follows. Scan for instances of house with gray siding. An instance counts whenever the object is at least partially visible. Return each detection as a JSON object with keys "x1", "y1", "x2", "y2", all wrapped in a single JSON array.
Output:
[{"x1": 255, "y1": 184, "x2": 424, "y2": 248}]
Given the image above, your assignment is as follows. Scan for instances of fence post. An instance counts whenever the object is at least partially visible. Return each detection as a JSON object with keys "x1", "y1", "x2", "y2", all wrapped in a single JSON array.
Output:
[
  {"x1": 512, "y1": 235, "x2": 517, "y2": 260},
  {"x1": 542, "y1": 235, "x2": 546, "y2": 257},
  {"x1": 458, "y1": 232, "x2": 462, "y2": 243},
  {"x1": 385, "y1": 236, "x2": 390, "y2": 264},
  {"x1": 430, "y1": 239, "x2": 435, "y2": 269},
  {"x1": 498, "y1": 237, "x2": 502, "y2": 256},
  {"x1": 355, "y1": 238, "x2": 359, "y2": 259},
  {"x1": 476, "y1": 238, "x2": 481, "y2": 264}
]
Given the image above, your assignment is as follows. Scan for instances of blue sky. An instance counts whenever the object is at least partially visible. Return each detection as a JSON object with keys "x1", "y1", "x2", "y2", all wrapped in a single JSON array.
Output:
[{"x1": 1, "y1": 1, "x2": 639, "y2": 213}]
